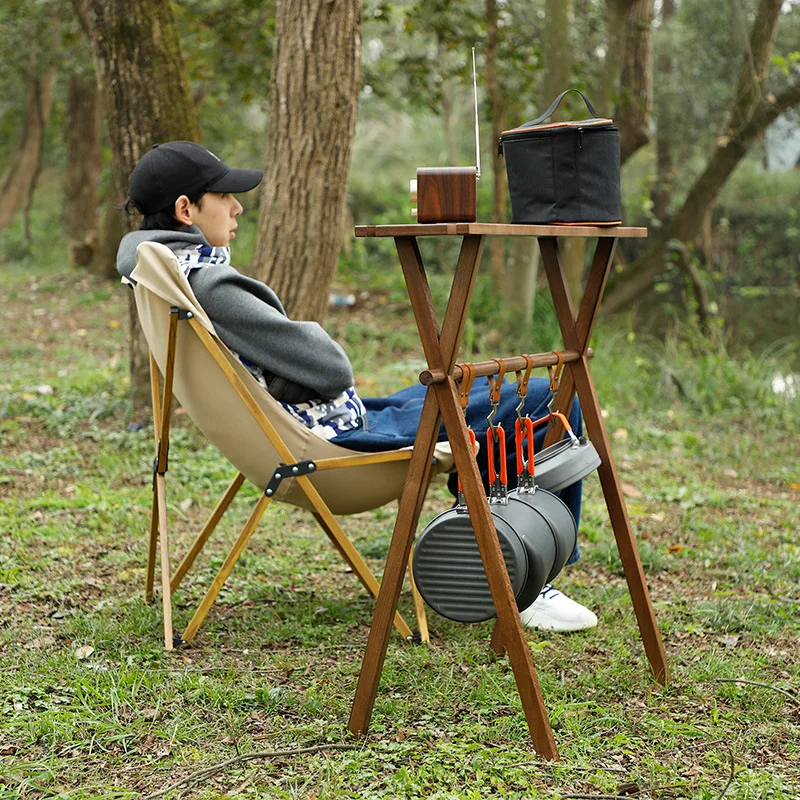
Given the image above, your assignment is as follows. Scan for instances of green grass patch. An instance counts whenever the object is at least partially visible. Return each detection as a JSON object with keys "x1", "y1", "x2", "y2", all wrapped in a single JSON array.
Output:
[{"x1": 0, "y1": 251, "x2": 798, "y2": 798}]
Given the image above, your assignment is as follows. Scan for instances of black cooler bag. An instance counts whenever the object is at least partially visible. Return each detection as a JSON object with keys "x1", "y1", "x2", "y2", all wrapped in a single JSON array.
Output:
[{"x1": 499, "y1": 89, "x2": 621, "y2": 225}]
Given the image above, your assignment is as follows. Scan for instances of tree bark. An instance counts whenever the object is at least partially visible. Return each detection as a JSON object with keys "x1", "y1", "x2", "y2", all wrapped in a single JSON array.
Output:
[
  {"x1": 596, "y1": 0, "x2": 635, "y2": 117},
  {"x1": 603, "y1": 0, "x2": 798, "y2": 315},
  {"x1": 542, "y1": 0, "x2": 573, "y2": 121},
  {"x1": 651, "y1": 0, "x2": 675, "y2": 221},
  {"x1": 64, "y1": 73, "x2": 102, "y2": 251},
  {"x1": 542, "y1": 0, "x2": 587, "y2": 303},
  {"x1": 79, "y1": 0, "x2": 201, "y2": 405},
  {"x1": 0, "y1": 58, "x2": 57, "y2": 232},
  {"x1": 486, "y1": 0, "x2": 507, "y2": 292},
  {"x1": 615, "y1": 0, "x2": 654, "y2": 165},
  {"x1": 250, "y1": 0, "x2": 361, "y2": 323}
]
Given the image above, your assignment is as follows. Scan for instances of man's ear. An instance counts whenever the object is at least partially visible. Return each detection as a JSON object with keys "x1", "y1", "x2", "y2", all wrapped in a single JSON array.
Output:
[{"x1": 174, "y1": 195, "x2": 193, "y2": 226}]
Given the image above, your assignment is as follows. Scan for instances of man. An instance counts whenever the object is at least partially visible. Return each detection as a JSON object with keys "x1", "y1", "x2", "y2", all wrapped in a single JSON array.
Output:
[{"x1": 117, "y1": 141, "x2": 597, "y2": 632}]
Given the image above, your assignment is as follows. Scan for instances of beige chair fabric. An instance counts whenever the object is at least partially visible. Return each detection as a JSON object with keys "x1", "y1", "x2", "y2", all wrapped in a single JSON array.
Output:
[{"x1": 131, "y1": 241, "x2": 453, "y2": 515}]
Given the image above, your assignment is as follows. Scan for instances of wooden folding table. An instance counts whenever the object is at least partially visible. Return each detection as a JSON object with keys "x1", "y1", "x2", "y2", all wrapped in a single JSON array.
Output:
[{"x1": 347, "y1": 223, "x2": 669, "y2": 759}]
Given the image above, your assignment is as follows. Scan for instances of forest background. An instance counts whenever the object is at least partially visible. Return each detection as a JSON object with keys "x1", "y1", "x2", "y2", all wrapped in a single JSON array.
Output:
[
  {"x1": 2, "y1": 0, "x2": 799, "y2": 389},
  {"x1": 1, "y1": 1, "x2": 800, "y2": 798}
]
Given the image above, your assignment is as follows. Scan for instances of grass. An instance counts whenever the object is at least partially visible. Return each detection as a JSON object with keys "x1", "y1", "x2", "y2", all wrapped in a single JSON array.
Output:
[{"x1": 1, "y1": 249, "x2": 799, "y2": 799}]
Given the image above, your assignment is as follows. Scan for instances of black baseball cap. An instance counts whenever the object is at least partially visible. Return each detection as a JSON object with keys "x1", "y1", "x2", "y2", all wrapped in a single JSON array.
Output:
[{"x1": 127, "y1": 141, "x2": 263, "y2": 215}]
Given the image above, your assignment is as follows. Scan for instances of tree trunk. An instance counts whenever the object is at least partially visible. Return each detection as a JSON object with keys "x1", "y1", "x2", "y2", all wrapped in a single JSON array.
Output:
[
  {"x1": 251, "y1": 0, "x2": 361, "y2": 323},
  {"x1": 542, "y1": 0, "x2": 573, "y2": 121},
  {"x1": 64, "y1": 73, "x2": 102, "y2": 255},
  {"x1": 615, "y1": 0, "x2": 653, "y2": 165},
  {"x1": 651, "y1": 0, "x2": 675, "y2": 222},
  {"x1": 542, "y1": 0, "x2": 587, "y2": 302},
  {"x1": 0, "y1": 58, "x2": 57, "y2": 232},
  {"x1": 596, "y1": 0, "x2": 635, "y2": 117},
  {"x1": 503, "y1": 238, "x2": 539, "y2": 325},
  {"x1": 79, "y1": 0, "x2": 201, "y2": 405},
  {"x1": 486, "y1": 0, "x2": 507, "y2": 292},
  {"x1": 603, "y1": 0, "x2": 799, "y2": 315}
]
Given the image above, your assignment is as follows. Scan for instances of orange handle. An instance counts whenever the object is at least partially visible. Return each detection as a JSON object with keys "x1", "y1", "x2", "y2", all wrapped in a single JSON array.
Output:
[
  {"x1": 530, "y1": 410, "x2": 573, "y2": 434},
  {"x1": 487, "y1": 425, "x2": 507, "y2": 487},
  {"x1": 514, "y1": 416, "x2": 535, "y2": 478}
]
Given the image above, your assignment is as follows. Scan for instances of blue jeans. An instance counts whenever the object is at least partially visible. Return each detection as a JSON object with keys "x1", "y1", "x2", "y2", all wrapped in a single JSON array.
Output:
[{"x1": 333, "y1": 377, "x2": 583, "y2": 565}]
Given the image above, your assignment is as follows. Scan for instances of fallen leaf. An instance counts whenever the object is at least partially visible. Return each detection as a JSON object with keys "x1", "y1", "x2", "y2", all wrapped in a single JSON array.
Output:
[
  {"x1": 395, "y1": 728, "x2": 406, "y2": 742},
  {"x1": 0, "y1": 746, "x2": 18, "y2": 756},
  {"x1": 668, "y1": 544, "x2": 684, "y2": 554},
  {"x1": 107, "y1": 320, "x2": 121, "y2": 329},
  {"x1": 612, "y1": 428, "x2": 628, "y2": 442},
  {"x1": 650, "y1": 512, "x2": 665, "y2": 523},
  {"x1": 721, "y1": 635, "x2": 739, "y2": 649},
  {"x1": 621, "y1": 482, "x2": 642, "y2": 498},
  {"x1": 179, "y1": 498, "x2": 193, "y2": 512},
  {"x1": 75, "y1": 645, "x2": 94, "y2": 660},
  {"x1": 36, "y1": 384, "x2": 54, "y2": 395},
  {"x1": 26, "y1": 636, "x2": 56, "y2": 650},
  {"x1": 724, "y1": 469, "x2": 738, "y2": 479}
]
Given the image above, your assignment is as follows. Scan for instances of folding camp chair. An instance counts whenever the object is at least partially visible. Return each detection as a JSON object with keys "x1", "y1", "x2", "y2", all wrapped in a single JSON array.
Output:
[{"x1": 130, "y1": 242, "x2": 455, "y2": 650}]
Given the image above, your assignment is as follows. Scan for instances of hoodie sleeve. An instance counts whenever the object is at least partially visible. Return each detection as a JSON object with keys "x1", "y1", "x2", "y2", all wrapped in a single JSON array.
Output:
[{"x1": 187, "y1": 264, "x2": 354, "y2": 402}]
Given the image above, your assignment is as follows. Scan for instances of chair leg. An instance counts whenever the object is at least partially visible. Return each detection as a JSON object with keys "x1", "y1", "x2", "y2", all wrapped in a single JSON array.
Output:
[
  {"x1": 145, "y1": 490, "x2": 159, "y2": 603},
  {"x1": 180, "y1": 493, "x2": 273, "y2": 646},
  {"x1": 407, "y1": 546, "x2": 430, "y2": 644},
  {"x1": 171, "y1": 472, "x2": 246, "y2": 594},
  {"x1": 311, "y1": 511, "x2": 414, "y2": 641},
  {"x1": 154, "y1": 474, "x2": 174, "y2": 651}
]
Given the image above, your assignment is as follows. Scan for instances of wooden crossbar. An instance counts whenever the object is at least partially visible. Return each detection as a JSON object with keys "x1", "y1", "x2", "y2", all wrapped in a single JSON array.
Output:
[{"x1": 419, "y1": 348, "x2": 594, "y2": 385}]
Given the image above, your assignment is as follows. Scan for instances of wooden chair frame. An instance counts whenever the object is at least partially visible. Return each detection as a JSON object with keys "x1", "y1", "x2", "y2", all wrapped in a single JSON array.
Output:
[{"x1": 145, "y1": 307, "x2": 429, "y2": 650}]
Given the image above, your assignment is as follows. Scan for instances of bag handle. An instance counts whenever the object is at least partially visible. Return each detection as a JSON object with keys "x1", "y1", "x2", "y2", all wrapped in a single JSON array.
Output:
[{"x1": 520, "y1": 89, "x2": 599, "y2": 129}]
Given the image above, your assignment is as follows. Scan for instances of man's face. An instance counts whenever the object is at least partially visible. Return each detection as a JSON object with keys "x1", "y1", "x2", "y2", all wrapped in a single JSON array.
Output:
[{"x1": 188, "y1": 192, "x2": 243, "y2": 247}]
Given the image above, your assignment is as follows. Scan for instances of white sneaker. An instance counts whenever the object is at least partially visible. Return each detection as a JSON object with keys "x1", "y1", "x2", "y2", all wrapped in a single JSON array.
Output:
[{"x1": 520, "y1": 584, "x2": 598, "y2": 632}]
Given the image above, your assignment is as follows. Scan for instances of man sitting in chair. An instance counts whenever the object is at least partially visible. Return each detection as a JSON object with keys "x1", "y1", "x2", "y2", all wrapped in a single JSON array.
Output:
[{"x1": 116, "y1": 141, "x2": 597, "y2": 633}]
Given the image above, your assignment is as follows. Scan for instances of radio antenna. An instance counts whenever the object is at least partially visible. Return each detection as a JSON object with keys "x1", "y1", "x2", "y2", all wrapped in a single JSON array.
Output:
[{"x1": 472, "y1": 47, "x2": 481, "y2": 179}]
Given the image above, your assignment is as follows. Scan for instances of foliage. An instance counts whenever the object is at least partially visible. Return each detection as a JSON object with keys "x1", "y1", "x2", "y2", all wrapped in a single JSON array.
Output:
[
  {"x1": 174, "y1": 0, "x2": 275, "y2": 165},
  {"x1": 715, "y1": 162, "x2": 800, "y2": 288},
  {"x1": 651, "y1": 0, "x2": 800, "y2": 200},
  {"x1": 0, "y1": 0, "x2": 87, "y2": 167}
]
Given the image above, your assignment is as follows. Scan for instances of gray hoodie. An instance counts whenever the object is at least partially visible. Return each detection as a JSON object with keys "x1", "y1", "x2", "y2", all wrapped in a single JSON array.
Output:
[{"x1": 116, "y1": 228, "x2": 354, "y2": 403}]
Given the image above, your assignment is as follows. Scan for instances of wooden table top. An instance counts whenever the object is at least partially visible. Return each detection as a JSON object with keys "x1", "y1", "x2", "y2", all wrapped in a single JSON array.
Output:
[{"x1": 354, "y1": 222, "x2": 648, "y2": 239}]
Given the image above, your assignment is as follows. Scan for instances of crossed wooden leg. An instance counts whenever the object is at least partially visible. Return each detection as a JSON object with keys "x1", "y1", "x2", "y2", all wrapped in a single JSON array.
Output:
[
  {"x1": 538, "y1": 236, "x2": 670, "y2": 685},
  {"x1": 348, "y1": 235, "x2": 559, "y2": 759}
]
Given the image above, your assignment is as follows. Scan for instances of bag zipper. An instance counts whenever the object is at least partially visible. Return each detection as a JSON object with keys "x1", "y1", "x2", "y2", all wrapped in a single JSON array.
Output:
[{"x1": 498, "y1": 120, "x2": 613, "y2": 156}]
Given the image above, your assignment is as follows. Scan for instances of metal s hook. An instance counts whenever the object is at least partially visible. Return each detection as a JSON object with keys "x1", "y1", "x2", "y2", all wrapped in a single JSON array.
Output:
[{"x1": 514, "y1": 354, "x2": 535, "y2": 421}]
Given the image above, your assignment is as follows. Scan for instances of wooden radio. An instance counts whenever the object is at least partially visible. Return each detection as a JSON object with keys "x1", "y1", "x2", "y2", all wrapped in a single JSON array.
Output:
[
  {"x1": 410, "y1": 49, "x2": 481, "y2": 224},
  {"x1": 410, "y1": 167, "x2": 477, "y2": 223}
]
